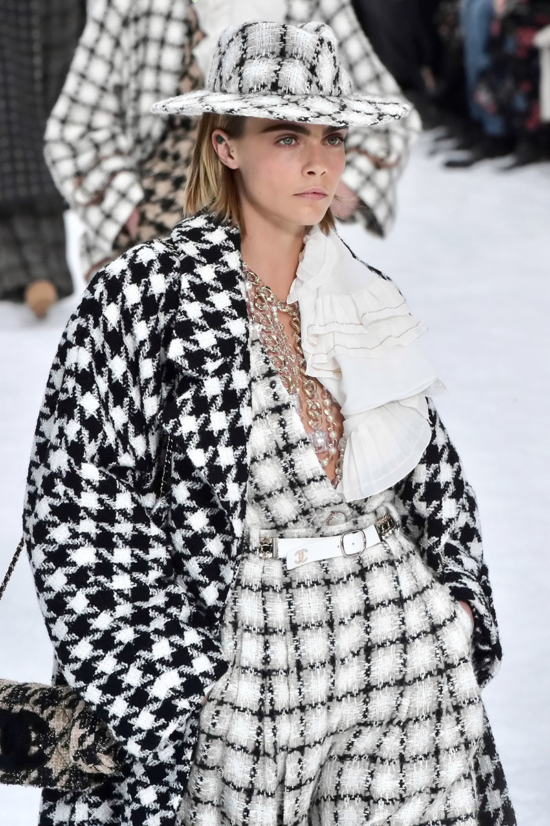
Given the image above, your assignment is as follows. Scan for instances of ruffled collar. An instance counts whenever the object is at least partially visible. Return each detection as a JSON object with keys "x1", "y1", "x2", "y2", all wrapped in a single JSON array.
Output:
[
  {"x1": 288, "y1": 224, "x2": 336, "y2": 302},
  {"x1": 286, "y1": 225, "x2": 444, "y2": 501},
  {"x1": 193, "y1": 0, "x2": 287, "y2": 80}
]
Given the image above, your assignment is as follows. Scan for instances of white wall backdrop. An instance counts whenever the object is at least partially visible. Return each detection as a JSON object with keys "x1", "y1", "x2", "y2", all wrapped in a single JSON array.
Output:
[{"x1": 1, "y1": 135, "x2": 549, "y2": 824}]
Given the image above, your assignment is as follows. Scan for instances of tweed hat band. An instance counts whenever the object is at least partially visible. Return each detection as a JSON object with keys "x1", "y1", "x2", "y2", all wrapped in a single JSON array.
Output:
[{"x1": 151, "y1": 21, "x2": 411, "y2": 128}]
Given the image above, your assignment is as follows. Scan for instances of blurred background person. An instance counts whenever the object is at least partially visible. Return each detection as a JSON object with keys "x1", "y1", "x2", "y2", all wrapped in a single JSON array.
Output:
[
  {"x1": 474, "y1": 0, "x2": 550, "y2": 167},
  {"x1": 350, "y1": 0, "x2": 444, "y2": 126},
  {"x1": 444, "y1": 0, "x2": 516, "y2": 167},
  {"x1": 0, "y1": 0, "x2": 85, "y2": 318},
  {"x1": 350, "y1": 0, "x2": 550, "y2": 169},
  {"x1": 534, "y1": 20, "x2": 550, "y2": 123},
  {"x1": 441, "y1": 0, "x2": 550, "y2": 166},
  {"x1": 43, "y1": 0, "x2": 421, "y2": 283}
]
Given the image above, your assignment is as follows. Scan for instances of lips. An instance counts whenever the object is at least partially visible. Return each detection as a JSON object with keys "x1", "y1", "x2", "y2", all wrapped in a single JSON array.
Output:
[
  {"x1": 296, "y1": 188, "x2": 328, "y2": 196},
  {"x1": 295, "y1": 189, "x2": 328, "y2": 199}
]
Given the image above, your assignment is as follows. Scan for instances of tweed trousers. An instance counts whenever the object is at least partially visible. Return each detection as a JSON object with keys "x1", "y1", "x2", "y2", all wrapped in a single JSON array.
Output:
[{"x1": 178, "y1": 325, "x2": 483, "y2": 825}]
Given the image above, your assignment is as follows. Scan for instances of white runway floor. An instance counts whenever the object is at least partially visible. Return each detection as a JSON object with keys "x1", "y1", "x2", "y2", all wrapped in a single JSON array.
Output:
[{"x1": 0, "y1": 134, "x2": 549, "y2": 824}]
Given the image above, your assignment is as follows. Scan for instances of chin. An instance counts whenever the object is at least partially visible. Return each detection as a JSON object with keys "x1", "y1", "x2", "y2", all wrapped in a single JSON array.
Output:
[{"x1": 289, "y1": 202, "x2": 330, "y2": 227}]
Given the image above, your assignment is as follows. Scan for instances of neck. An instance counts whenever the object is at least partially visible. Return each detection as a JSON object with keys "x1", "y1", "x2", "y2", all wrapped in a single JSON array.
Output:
[{"x1": 238, "y1": 202, "x2": 311, "y2": 302}]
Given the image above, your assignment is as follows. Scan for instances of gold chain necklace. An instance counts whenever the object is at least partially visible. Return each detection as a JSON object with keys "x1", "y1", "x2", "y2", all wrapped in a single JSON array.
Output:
[{"x1": 243, "y1": 262, "x2": 344, "y2": 484}]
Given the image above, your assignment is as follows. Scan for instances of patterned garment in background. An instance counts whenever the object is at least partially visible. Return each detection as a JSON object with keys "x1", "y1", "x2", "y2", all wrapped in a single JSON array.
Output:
[
  {"x1": 0, "y1": 0, "x2": 85, "y2": 300},
  {"x1": 112, "y1": 8, "x2": 205, "y2": 257},
  {"x1": 477, "y1": 0, "x2": 550, "y2": 141}
]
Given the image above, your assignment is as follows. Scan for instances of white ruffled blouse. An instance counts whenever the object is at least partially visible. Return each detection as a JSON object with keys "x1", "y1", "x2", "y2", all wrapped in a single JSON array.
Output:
[
  {"x1": 286, "y1": 224, "x2": 444, "y2": 502},
  {"x1": 192, "y1": 0, "x2": 287, "y2": 80}
]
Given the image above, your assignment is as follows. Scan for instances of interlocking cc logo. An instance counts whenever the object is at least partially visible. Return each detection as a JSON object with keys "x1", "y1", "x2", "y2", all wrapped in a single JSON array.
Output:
[
  {"x1": 294, "y1": 548, "x2": 308, "y2": 565},
  {"x1": 0, "y1": 709, "x2": 50, "y2": 773}
]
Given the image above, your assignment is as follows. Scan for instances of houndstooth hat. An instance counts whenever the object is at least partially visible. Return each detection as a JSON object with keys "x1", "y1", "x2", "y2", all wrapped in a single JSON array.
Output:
[{"x1": 151, "y1": 21, "x2": 411, "y2": 128}]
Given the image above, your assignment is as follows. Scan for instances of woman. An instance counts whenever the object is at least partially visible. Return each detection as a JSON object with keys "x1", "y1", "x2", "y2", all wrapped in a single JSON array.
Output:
[
  {"x1": 25, "y1": 21, "x2": 516, "y2": 826},
  {"x1": 44, "y1": 0, "x2": 420, "y2": 281}
]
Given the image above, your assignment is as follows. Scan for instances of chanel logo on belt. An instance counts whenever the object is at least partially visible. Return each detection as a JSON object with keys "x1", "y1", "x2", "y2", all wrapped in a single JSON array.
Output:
[{"x1": 294, "y1": 548, "x2": 308, "y2": 565}]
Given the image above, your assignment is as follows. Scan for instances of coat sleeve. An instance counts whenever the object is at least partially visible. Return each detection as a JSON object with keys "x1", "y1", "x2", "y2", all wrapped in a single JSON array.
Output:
[
  {"x1": 43, "y1": 0, "x2": 144, "y2": 258},
  {"x1": 22, "y1": 244, "x2": 227, "y2": 759},
  {"x1": 310, "y1": 0, "x2": 422, "y2": 236},
  {"x1": 392, "y1": 399, "x2": 503, "y2": 689}
]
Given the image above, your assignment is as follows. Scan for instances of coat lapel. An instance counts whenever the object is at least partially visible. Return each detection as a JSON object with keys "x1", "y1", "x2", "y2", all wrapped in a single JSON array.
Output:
[{"x1": 160, "y1": 213, "x2": 252, "y2": 535}]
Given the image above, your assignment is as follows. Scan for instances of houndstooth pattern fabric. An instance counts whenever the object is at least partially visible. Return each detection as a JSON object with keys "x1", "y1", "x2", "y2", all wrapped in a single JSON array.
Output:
[
  {"x1": 393, "y1": 414, "x2": 503, "y2": 694},
  {"x1": 23, "y1": 213, "x2": 514, "y2": 826},
  {"x1": 44, "y1": 0, "x2": 419, "y2": 276}
]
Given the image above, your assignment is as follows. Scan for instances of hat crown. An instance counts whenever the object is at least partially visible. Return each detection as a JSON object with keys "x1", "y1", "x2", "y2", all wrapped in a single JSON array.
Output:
[{"x1": 206, "y1": 21, "x2": 354, "y2": 98}]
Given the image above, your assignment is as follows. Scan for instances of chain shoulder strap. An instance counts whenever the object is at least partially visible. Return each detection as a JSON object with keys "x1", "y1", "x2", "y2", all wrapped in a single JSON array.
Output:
[{"x1": 0, "y1": 538, "x2": 26, "y2": 604}]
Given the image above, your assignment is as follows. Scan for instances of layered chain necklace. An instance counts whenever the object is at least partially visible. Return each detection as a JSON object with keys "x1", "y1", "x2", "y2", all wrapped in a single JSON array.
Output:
[{"x1": 243, "y1": 262, "x2": 345, "y2": 487}]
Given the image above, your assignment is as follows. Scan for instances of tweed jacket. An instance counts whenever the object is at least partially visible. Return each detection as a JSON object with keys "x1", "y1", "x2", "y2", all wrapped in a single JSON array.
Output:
[
  {"x1": 23, "y1": 212, "x2": 514, "y2": 826},
  {"x1": 43, "y1": 0, "x2": 421, "y2": 276}
]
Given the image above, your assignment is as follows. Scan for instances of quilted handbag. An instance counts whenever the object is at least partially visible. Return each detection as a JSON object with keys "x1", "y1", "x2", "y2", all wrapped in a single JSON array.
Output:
[{"x1": 0, "y1": 539, "x2": 121, "y2": 790}]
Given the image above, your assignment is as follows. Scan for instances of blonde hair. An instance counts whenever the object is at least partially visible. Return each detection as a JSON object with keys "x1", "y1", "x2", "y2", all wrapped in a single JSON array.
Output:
[{"x1": 184, "y1": 113, "x2": 336, "y2": 237}]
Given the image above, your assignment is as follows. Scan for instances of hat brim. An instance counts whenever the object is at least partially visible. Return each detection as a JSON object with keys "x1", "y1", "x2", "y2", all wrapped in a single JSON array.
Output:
[{"x1": 150, "y1": 90, "x2": 411, "y2": 128}]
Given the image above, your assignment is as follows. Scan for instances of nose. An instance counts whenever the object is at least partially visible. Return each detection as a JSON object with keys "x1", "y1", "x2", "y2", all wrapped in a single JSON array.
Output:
[{"x1": 303, "y1": 140, "x2": 328, "y2": 177}]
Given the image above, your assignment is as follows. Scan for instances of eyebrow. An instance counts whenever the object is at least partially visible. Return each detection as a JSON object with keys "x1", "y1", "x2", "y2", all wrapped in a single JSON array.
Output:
[{"x1": 258, "y1": 122, "x2": 347, "y2": 136}]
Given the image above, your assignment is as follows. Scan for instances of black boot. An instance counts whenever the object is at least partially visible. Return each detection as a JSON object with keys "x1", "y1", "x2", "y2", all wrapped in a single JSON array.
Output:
[
  {"x1": 500, "y1": 138, "x2": 548, "y2": 170},
  {"x1": 444, "y1": 135, "x2": 516, "y2": 168}
]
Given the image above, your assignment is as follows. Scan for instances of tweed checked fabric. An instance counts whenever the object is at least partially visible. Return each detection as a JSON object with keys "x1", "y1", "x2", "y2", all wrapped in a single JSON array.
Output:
[
  {"x1": 112, "y1": 8, "x2": 205, "y2": 257},
  {"x1": 179, "y1": 543, "x2": 482, "y2": 826},
  {"x1": 244, "y1": 323, "x2": 375, "y2": 541},
  {"x1": 177, "y1": 325, "x2": 483, "y2": 824},
  {"x1": 151, "y1": 21, "x2": 410, "y2": 128},
  {"x1": 23, "y1": 213, "x2": 514, "y2": 826}
]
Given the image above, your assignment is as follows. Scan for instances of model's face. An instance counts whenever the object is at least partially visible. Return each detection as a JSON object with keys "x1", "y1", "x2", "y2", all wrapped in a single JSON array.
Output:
[{"x1": 213, "y1": 118, "x2": 347, "y2": 230}]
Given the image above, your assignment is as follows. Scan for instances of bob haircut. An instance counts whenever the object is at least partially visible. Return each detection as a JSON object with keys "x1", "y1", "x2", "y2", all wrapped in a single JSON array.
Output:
[{"x1": 184, "y1": 113, "x2": 337, "y2": 237}]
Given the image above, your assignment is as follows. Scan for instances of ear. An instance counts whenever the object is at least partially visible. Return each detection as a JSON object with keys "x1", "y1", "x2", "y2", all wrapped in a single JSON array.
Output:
[{"x1": 212, "y1": 130, "x2": 240, "y2": 170}]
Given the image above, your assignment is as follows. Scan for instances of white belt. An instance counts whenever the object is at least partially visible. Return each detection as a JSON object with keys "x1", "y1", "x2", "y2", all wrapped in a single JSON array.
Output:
[{"x1": 257, "y1": 513, "x2": 397, "y2": 570}]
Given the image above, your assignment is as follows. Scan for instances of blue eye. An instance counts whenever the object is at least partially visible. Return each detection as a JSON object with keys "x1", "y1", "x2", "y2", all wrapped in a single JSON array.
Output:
[
  {"x1": 326, "y1": 135, "x2": 346, "y2": 146},
  {"x1": 278, "y1": 136, "x2": 297, "y2": 146}
]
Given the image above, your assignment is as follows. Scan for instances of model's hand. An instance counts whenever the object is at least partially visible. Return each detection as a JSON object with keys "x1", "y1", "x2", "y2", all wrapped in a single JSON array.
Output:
[
  {"x1": 458, "y1": 600, "x2": 474, "y2": 626},
  {"x1": 332, "y1": 181, "x2": 360, "y2": 220},
  {"x1": 201, "y1": 686, "x2": 214, "y2": 706},
  {"x1": 125, "y1": 208, "x2": 140, "y2": 240}
]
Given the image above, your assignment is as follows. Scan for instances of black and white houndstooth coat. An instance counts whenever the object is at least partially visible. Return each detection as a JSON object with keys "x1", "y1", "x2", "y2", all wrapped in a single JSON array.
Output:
[
  {"x1": 23, "y1": 212, "x2": 515, "y2": 826},
  {"x1": 44, "y1": 0, "x2": 420, "y2": 277}
]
